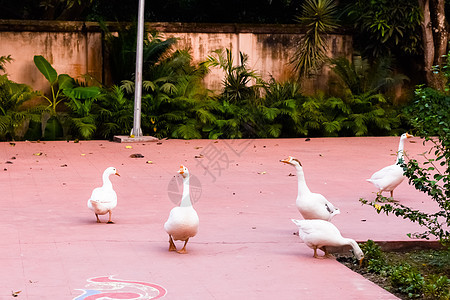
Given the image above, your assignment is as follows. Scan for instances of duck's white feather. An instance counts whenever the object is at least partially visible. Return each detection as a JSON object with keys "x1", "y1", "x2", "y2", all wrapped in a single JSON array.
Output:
[
  {"x1": 292, "y1": 219, "x2": 364, "y2": 261},
  {"x1": 88, "y1": 187, "x2": 117, "y2": 214},
  {"x1": 367, "y1": 164, "x2": 404, "y2": 193},
  {"x1": 367, "y1": 133, "x2": 413, "y2": 196},
  {"x1": 87, "y1": 167, "x2": 119, "y2": 219},
  {"x1": 296, "y1": 192, "x2": 340, "y2": 221},
  {"x1": 281, "y1": 157, "x2": 340, "y2": 221},
  {"x1": 164, "y1": 206, "x2": 199, "y2": 241},
  {"x1": 164, "y1": 165, "x2": 199, "y2": 243}
]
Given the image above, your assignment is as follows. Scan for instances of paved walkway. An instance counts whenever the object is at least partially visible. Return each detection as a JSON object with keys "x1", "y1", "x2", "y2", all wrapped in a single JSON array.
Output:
[{"x1": 0, "y1": 137, "x2": 437, "y2": 299}]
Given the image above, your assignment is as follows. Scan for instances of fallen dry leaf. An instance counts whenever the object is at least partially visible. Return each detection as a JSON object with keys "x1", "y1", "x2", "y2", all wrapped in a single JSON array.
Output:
[
  {"x1": 194, "y1": 154, "x2": 204, "y2": 158},
  {"x1": 146, "y1": 161, "x2": 153, "y2": 164},
  {"x1": 80, "y1": 153, "x2": 86, "y2": 156},
  {"x1": 257, "y1": 171, "x2": 267, "y2": 175},
  {"x1": 33, "y1": 152, "x2": 42, "y2": 156},
  {"x1": 125, "y1": 145, "x2": 133, "y2": 149},
  {"x1": 11, "y1": 290, "x2": 21, "y2": 297},
  {"x1": 129, "y1": 153, "x2": 144, "y2": 158}
]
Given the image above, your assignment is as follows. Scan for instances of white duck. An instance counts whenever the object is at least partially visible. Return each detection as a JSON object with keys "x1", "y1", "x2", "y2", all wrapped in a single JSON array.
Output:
[
  {"x1": 281, "y1": 156, "x2": 340, "y2": 221},
  {"x1": 87, "y1": 167, "x2": 120, "y2": 223},
  {"x1": 291, "y1": 219, "x2": 364, "y2": 265},
  {"x1": 164, "y1": 165, "x2": 199, "y2": 254},
  {"x1": 367, "y1": 133, "x2": 413, "y2": 198}
]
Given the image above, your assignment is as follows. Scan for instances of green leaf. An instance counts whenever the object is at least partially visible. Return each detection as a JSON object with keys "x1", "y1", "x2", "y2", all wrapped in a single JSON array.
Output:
[
  {"x1": 70, "y1": 86, "x2": 101, "y2": 99},
  {"x1": 208, "y1": 131, "x2": 223, "y2": 139},
  {"x1": 33, "y1": 55, "x2": 57, "y2": 84},
  {"x1": 58, "y1": 74, "x2": 74, "y2": 90}
]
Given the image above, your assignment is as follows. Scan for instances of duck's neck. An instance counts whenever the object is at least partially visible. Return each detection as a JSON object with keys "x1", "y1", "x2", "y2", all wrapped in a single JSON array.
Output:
[
  {"x1": 346, "y1": 238, "x2": 364, "y2": 260},
  {"x1": 180, "y1": 176, "x2": 193, "y2": 207},
  {"x1": 102, "y1": 172, "x2": 112, "y2": 189},
  {"x1": 296, "y1": 166, "x2": 311, "y2": 194},
  {"x1": 396, "y1": 137, "x2": 406, "y2": 164}
]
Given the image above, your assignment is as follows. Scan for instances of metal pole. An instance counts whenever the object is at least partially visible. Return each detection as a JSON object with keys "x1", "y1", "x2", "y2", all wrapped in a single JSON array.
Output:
[{"x1": 131, "y1": 0, "x2": 145, "y2": 137}]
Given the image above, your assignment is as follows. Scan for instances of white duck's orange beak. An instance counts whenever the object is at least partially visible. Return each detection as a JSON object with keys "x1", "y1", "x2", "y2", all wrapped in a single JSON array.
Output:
[
  {"x1": 178, "y1": 165, "x2": 184, "y2": 175},
  {"x1": 406, "y1": 133, "x2": 414, "y2": 138},
  {"x1": 280, "y1": 156, "x2": 291, "y2": 164},
  {"x1": 115, "y1": 172, "x2": 120, "y2": 176}
]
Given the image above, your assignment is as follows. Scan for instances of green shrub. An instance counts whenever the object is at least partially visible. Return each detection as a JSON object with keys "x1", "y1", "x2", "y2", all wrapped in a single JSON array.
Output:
[
  {"x1": 0, "y1": 56, "x2": 41, "y2": 141},
  {"x1": 359, "y1": 240, "x2": 388, "y2": 274},
  {"x1": 390, "y1": 264, "x2": 425, "y2": 298},
  {"x1": 93, "y1": 85, "x2": 134, "y2": 139},
  {"x1": 423, "y1": 274, "x2": 450, "y2": 300}
]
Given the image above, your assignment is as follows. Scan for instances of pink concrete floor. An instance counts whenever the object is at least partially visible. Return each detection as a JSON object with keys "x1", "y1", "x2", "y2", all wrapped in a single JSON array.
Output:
[{"x1": 0, "y1": 137, "x2": 437, "y2": 299}]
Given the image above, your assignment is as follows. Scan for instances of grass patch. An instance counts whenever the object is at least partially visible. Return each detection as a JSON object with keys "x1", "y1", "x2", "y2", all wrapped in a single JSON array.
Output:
[{"x1": 337, "y1": 240, "x2": 450, "y2": 299}]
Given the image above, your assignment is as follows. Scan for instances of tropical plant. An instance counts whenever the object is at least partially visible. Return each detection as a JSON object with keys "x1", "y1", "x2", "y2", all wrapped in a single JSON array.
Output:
[
  {"x1": 290, "y1": 0, "x2": 339, "y2": 78},
  {"x1": 204, "y1": 48, "x2": 262, "y2": 104},
  {"x1": 122, "y1": 49, "x2": 216, "y2": 139},
  {"x1": 328, "y1": 55, "x2": 408, "y2": 136},
  {"x1": 63, "y1": 80, "x2": 101, "y2": 139},
  {"x1": 260, "y1": 79, "x2": 304, "y2": 137},
  {"x1": 33, "y1": 55, "x2": 101, "y2": 139},
  {"x1": 0, "y1": 74, "x2": 40, "y2": 140},
  {"x1": 39, "y1": 0, "x2": 95, "y2": 20},
  {"x1": 93, "y1": 85, "x2": 134, "y2": 139},
  {"x1": 33, "y1": 55, "x2": 72, "y2": 115},
  {"x1": 0, "y1": 56, "x2": 40, "y2": 140},
  {"x1": 101, "y1": 22, "x2": 177, "y2": 85},
  {"x1": 0, "y1": 55, "x2": 13, "y2": 73},
  {"x1": 343, "y1": 0, "x2": 423, "y2": 59},
  {"x1": 203, "y1": 48, "x2": 268, "y2": 138}
]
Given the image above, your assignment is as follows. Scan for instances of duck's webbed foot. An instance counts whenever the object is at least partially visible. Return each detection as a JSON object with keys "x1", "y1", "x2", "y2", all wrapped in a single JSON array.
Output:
[{"x1": 168, "y1": 235, "x2": 177, "y2": 252}]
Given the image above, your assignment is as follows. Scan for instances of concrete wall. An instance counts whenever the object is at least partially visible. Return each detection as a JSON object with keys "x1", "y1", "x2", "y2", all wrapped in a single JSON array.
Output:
[
  {"x1": 0, "y1": 20, "x2": 352, "y2": 95},
  {"x1": 0, "y1": 21, "x2": 102, "y2": 95}
]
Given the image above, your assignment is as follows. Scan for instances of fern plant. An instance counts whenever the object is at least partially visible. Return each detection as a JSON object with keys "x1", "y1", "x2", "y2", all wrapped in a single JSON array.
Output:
[
  {"x1": 0, "y1": 55, "x2": 13, "y2": 73},
  {"x1": 0, "y1": 74, "x2": 40, "y2": 140},
  {"x1": 261, "y1": 79, "x2": 304, "y2": 137},
  {"x1": 0, "y1": 56, "x2": 40, "y2": 140},
  {"x1": 329, "y1": 55, "x2": 407, "y2": 136},
  {"x1": 100, "y1": 22, "x2": 177, "y2": 85},
  {"x1": 122, "y1": 50, "x2": 216, "y2": 139},
  {"x1": 93, "y1": 85, "x2": 134, "y2": 139}
]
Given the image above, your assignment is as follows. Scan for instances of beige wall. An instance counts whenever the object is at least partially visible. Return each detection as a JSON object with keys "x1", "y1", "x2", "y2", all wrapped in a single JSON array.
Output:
[
  {"x1": 0, "y1": 21, "x2": 352, "y2": 95},
  {"x1": 0, "y1": 21, "x2": 102, "y2": 95}
]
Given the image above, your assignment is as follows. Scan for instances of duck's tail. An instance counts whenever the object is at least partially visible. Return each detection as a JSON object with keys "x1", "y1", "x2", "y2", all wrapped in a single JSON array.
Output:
[
  {"x1": 291, "y1": 219, "x2": 302, "y2": 227},
  {"x1": 89, "y1": 199, "x2": 106, "y2": 214}
]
